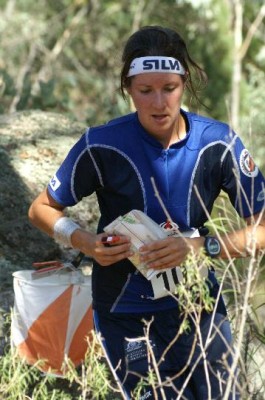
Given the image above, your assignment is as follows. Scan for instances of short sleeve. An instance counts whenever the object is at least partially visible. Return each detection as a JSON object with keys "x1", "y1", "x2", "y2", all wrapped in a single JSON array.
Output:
[
  {"x1": 221, "y1": 135, "x2": 265, "y2": 218},
  {"x1": 47, "y1": 131, "x2": 102, "y2": 206}
]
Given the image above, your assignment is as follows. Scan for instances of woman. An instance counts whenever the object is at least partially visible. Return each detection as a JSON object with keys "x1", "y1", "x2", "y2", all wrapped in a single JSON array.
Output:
[{"x1": 29, "y1": 26, "x2": 265, "y2": 399}]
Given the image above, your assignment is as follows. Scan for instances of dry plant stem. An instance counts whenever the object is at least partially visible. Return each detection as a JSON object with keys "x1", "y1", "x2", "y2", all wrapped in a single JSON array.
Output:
[
  {"x1": 128, "y1": 315, "x2": 197, "y2": 399},
  {"x1": 204, "y1": 263, "x2": 228, "y2": 341},
  {"x1": 233, "y1": 168, "x2": 253, "y2": 218},
  {"x1": 194, "y1": 184, "x2": 253, "y2": 258},
  {"x1": 63, "y1": 332, "x2": 116, "y2": 399},
  {"x1": 166, "y1": 296, "x2": 204, "y2": 398},
  {"x1": 95, "y1": 333, "x2": 127, "y2": 400},
  {"x1": 224, "y1": 259, "x2": 241, "y2": 317},
  {"x1": 223, "y1": 253, "x2": 258, "y2": 400},
  {"x1": 175, "y1": 309, "x2": 236, "y2": 400},
  {"x1": 175, "y1": 260, "x2": 237, "y2": 399},
  {"x1": 165, "y1": 291, "x2": 201, "y2": 373},
  {"x1": 144, "y1": 320, "x2": 167, "y2": 400},
  {"x1": 193, "y1": 186, "x2": 233, "y2": 257},
  {"x1": 177, "y1": 303, "x2": 211, "y2": 400},
  {"x1": 172, "y1": 336, "x2": 198, "y2": 398},
  {"x1": 217, "y1": 197, "x2": 247, "y2": 256},
  {"x1": 194, "y1": 315, "x2": 212, "y2": 399},
  {"x1": 156, "y1": 298, "x2": 186, "y2": 367},
  {"x1": 175, "y1": 321, "x2": 205, "y2": 399},
  {"x1": 181, "y1": 305, "x2": 213, "y2": 399},
  {"x1": 151, "y1": 176, "x2": 192, "y2": 250},
  {"x1": 151, "y1": 177, "x2": 179, "y2": 230},
  {"x1": 224, "y1": 222, "x2": 262, "y2": 398},
  {"x1": 194, "y1": 185, "x2": 263, "y2": 398},
  {"x1": 202, "y1": 276, "x2": 238, "y2": 383}
]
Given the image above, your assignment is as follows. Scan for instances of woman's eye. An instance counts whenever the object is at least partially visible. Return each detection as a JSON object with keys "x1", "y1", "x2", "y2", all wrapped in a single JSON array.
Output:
[
  {"x1": 164, "y1": 86, "x2": 176, "y2": 92},
  {"x1": 140, "y1": 89, "x2": 151, "y2": 94}
]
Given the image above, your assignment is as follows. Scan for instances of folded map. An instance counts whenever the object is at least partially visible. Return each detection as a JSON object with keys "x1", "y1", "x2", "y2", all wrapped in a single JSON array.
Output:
[{"x1": 104, "y1": 210, "x2": 199, "y2": 280}]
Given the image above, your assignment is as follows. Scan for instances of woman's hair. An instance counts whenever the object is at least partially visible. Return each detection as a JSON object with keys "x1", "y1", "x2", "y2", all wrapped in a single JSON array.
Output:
[{"x1": 120, "y1": 26, "x2": 207, "y2": 105}]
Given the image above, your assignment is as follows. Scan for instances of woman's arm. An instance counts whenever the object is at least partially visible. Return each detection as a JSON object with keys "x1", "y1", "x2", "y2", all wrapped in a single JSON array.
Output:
[
  {"x1": 139, "y1": 211, "x2": 265, "y2": 270},
  {"x1": 28, "y1": 189, "x2": 132, "y2": 266},
  {"x1": 28, "y1": 188, "x2": 66, "y2": 236},
  {"x1": 218, "y1": 211, "x2": 265, "y2": 259}
]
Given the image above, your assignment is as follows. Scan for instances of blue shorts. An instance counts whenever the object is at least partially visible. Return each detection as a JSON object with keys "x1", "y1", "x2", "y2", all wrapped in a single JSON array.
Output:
[{"x1": 94, "y1": 308, "x2": 240, "y2": 400}]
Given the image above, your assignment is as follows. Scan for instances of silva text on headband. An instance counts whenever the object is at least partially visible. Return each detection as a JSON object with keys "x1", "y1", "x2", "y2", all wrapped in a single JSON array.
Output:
[{"x1": 127, "y1": 56, "x2": 186, "y2": 77}]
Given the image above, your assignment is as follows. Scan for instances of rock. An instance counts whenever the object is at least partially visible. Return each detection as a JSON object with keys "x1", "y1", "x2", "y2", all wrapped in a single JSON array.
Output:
[
  {"x1": 0, "y1": 110, "x2": 99, "y2": 354},
  {"x1": 0, "y1": 110, "x2": 89, "y2": 274}
]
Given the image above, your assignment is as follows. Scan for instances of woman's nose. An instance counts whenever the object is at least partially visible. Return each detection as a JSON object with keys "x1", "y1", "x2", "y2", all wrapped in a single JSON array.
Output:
[{"x1": 153, "y1": 92, "x2": 165, "y2": 109}]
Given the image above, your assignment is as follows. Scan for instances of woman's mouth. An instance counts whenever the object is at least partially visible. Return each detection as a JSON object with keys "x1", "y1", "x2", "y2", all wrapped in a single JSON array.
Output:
[{"x1": 152, "y1": 114, "x2": 168, "y2": 122}]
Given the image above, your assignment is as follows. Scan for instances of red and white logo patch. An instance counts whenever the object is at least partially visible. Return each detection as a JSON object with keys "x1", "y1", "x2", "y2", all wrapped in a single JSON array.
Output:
[
  {"x1": 239, "y1": 149, "x2": 258, "y2": 178},
  {"x1": 160, "y1": 220, "x2": 179, "y2": 236}
]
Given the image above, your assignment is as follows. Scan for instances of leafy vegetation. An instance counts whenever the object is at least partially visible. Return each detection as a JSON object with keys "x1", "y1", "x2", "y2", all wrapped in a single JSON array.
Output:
[
  {"x1": 0, "y1": 0, "x2": 265, "y2": 170},
  {"x1": 0, "y1": 331, "x2": 121, "y2": 399},
  {"x1": 1, "y1": 236, "x2": 264, "y2": 399}
]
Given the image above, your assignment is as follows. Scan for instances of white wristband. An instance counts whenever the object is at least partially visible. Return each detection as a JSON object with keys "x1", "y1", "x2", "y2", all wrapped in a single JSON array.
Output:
[{"x1": 53, "y1": 217, "x2": 80, "y2": 247}]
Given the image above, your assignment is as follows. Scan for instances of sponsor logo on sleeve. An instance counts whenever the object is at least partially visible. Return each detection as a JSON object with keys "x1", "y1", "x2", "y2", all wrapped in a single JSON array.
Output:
[
  {"x1": 257, "y1": 189, "x2": 265, "y2": 202},
  {"x1": 49, "y1": 174, "x2": 61, "y2": 191},
  {"x1": 239, "y1": 149, "x2": 258, "y2": 178}
]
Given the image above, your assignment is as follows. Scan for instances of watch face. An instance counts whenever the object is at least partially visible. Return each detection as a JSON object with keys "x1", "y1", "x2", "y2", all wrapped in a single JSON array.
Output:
[{"x1": 205, "y1": 237, "x2": 221, "y2": 257}]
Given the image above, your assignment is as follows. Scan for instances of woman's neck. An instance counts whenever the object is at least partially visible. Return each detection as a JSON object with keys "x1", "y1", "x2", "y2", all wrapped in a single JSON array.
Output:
[{"x1": 160, "y1": 113, "x2": 187, "y2": 149}]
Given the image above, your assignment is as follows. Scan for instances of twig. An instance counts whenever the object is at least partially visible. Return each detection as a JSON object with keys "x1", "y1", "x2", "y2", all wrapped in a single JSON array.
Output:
[{"x1": 151, "y1": 177, "x2": 179, "y2": 228}]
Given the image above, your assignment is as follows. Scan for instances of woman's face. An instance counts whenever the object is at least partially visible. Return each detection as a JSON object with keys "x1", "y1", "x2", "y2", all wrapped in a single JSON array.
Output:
[{"x1": 127, "y1": 72, "x2": 185, "y2": 145}]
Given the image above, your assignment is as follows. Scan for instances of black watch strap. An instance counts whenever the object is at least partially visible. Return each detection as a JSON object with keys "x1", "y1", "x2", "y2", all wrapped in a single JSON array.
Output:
[{"x1": 204, "y1": 236, "x2": 221, "y2": 258}]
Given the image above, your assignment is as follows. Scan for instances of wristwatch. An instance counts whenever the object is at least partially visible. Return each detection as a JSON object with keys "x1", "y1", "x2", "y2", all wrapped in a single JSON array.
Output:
[{"x1": 204, "y1": 236, "x2": 221, "y2": 258}]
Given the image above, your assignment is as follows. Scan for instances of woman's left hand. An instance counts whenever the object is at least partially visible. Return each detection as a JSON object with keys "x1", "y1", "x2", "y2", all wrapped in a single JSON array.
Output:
[{"x1": 139, "y1": 236, "x2": 204, "y2": 270}]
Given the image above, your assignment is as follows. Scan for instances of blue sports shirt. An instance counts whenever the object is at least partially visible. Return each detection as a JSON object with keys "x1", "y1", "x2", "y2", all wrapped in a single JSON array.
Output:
[{"x1": 48, "y1": 110, "x2": 265, "y2": 313}]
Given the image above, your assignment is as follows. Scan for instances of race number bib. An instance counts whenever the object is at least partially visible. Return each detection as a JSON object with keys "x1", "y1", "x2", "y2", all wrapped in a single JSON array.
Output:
[
  {"x1": 150, "y1": 267, "x2": 184, "y2": 299},
  {"x1": 150, "y1": 265, "x2": 208, "y2": 299}
]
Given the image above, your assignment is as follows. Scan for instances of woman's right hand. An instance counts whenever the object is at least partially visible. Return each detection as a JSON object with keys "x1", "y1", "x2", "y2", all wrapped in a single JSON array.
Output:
[{"x1": 71, "y1": 229, "x2": 133, "y2": 266}]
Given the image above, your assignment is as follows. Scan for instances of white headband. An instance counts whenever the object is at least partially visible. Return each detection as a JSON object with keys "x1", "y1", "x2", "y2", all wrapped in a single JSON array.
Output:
[{"x1": 127, "y1": 56, "x2": 186, "y2": 77}]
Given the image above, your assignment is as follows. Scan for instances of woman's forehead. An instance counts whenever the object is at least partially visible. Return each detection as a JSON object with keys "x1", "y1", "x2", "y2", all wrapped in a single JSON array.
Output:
[{"x1": 131, "y1": 73, "x2": 183, "y2": 86}]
